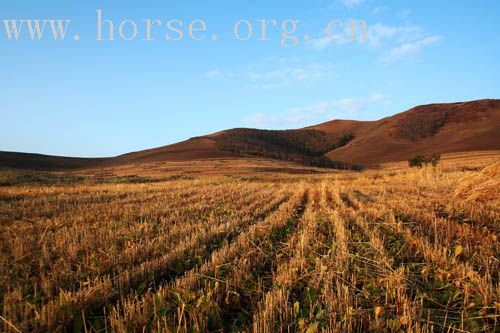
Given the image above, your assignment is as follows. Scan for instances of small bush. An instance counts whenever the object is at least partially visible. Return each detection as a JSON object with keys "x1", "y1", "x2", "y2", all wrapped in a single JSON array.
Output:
[{"x1": 408, "y1": 154, "x2": 441, "y2": 168}]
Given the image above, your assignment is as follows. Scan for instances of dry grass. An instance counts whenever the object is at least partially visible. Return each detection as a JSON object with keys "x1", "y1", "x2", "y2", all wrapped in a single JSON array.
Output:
[
  {"x1": 0, "y1": 159, "x2": 499, "y2": 332},
  {"x1": 455, "y1": 163, "x2": 500, "y2": 205}
]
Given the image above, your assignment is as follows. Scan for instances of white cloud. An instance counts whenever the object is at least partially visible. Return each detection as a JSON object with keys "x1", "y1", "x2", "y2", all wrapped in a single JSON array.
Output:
[
  {"x1": 339, "y1": 0, "x2": 364, "y2": 7},
  {"x1": 204, "y1": 69, "x2": 222, "y2": 79},
  {"x1": 243, "y1": 94, "x2": 389, "y2": 128},
  {"x1": 308, "y1": 35, "x2": 335, "y2": 51},
  {"x1": 204, "y1": 59, "x2": 335, "y2": 88},
  {"x1": 246, "y1": 60, "x2": 335, "y2": 89},
  {"x1": 380, "y1": 35, "x2": 443, "y2": 62},
  {"x1": 364, "y1": 23, "x2": 444, "y2": 62},
  {"x1": 371, "y1": 6, "x2": 386, "y2": 15},
  {"x1": 306, "y1": 21, "x2": 443, "y2": 63},
  {"x1": 243, "y1": 113, "x2": 282, "y2": 128},
  {"x1": 398, "y1": 9, "x2": 412, "y2": 19},
  {"x1": 370, "y1": 93, "x2": 384, "y2": 102},
  {"x1": 308, "y1": 21, "x2": 364, "y2": 50},
  {"x1": 367, "y1": 23, "x2": 424, "y2": 46}
]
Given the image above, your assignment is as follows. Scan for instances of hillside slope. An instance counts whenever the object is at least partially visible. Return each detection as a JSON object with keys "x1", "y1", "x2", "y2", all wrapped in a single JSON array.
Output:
[
  {"x1": 0, "y1": 152, "x2": 106, "y2": 171},
  {"x1": 1, "y1": 99, "x2": 499, "y2": 170},
  {"x1": 317, "y1": 99, "x2": 500, "y2": 165}
]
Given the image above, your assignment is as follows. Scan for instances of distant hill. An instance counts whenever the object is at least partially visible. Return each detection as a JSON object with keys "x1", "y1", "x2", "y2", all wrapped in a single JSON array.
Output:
[
  {"x1": 315, "y1": 99, "x2": 500, "y2": 165},
  {"x1": 1, "y1": 99, "x2": 499, "y2": 170}
]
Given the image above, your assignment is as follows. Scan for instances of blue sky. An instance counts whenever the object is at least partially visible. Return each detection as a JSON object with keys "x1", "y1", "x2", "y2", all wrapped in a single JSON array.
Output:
[{"x1": 1, "y1": 0, "x2": 499, "y2": 157}]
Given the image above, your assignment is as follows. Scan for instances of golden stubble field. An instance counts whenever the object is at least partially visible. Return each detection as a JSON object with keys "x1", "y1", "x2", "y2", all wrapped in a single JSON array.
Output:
[{"x1": 0, "y1": 155, "x2": 499, "y2": 332}]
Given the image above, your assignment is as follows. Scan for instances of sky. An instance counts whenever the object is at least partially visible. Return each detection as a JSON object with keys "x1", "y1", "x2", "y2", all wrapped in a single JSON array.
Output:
[{"x1": 1, "y1": 0, "x2": 499, "y2": 157}]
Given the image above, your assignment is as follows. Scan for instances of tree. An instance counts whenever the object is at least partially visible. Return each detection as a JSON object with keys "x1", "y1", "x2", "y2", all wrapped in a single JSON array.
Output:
[
  {"x1": 408, "y1": 155, "x2": 426, "y2": 168},
  {"x1": 429, "y1": 154, "x2": 441, "y2": 167},
  {"x1": 408, "y1": 154, "x2": 441, "y2": 168}
]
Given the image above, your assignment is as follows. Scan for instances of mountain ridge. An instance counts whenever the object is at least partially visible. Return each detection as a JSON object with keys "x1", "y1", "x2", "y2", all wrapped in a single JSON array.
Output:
[{"x1": 1, "y1": 99, "x2": 499, "y2": 171}]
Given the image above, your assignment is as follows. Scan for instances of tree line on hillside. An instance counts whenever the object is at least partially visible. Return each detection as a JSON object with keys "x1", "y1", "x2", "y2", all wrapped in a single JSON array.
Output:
[
  {"x1": 395, "y1": 112, "x2": 447, "y2": 141},
  {"x1": 214, "y1": 129, "x2": 361, "y2": 169}
]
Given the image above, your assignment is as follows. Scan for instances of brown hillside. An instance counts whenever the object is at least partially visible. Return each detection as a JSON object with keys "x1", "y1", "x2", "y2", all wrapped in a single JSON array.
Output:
[
  {"x1": 321, "y1": 99, "x2": 500, "y2": 165},
  {"x1": 0, "y1": 99, "x2": 499, "y2": 170},
  {"x1": 0, "y1": 152, "x2": 106, "y2": 171},
  {"x1": 111, "y1": 137, "x2": 237, "y2": 165}
]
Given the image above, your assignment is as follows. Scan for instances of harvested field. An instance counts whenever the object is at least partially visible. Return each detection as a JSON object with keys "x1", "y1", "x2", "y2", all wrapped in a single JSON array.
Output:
[{"x1": 0, "y1": 162, "x2": 498, "y2": 332}]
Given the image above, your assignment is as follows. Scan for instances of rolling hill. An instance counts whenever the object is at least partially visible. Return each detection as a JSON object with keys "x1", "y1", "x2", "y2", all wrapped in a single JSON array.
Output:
[{"x1": 1, "y1": 99, "x2": 499, "y2": 171}]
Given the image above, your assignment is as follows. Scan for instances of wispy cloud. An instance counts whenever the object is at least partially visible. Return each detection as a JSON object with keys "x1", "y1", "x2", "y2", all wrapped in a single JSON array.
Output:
[
  {"x1": 370, "y1": 93, "x2": 384, "y2": 102},
  {"x1": 339, "y1": 0, "x2": 364, "y2": 8},
  {"x1": 243, "y1": 113, "x2": 282, "y2": 128},
  {"x1": 243, "y1": 93, "x2": 389, "y2": 128},
  {"x1": 308, "y1": 21, "x2": 365, "y2": 50},
  {"x1": 308, "y1": 35, "x2": 335, "y2": 51},
  {"x1": 398, "y1": 9, "x2": 412, "y2": 20},
  {"x1": 371, "y1": 6, "x2": 387, "y2": 15},
  {"x1": 308, "y1": 21, "x2": 443, "y2": 62},
  {"x1": 247, "y1": 61, "x2": 335, "y2": 88},
  {"x1": 380, "y1": 35, "x2": 443, "y2": 62},
  {"x1": 308, "y1": 22, "x2": 423, "y2": 51},
  {"x1": 367, "y1": 23, "x2": 424, "y2": 46},
  {"x1": 367, "y1": 23, "x2": 443, "y2": 62},
  {"x1": 204, "y1": 69, "x2": 222, "y2": 79},
  {"x1": 205, "y1": 58, "x2": 335, "y2": 88}
]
